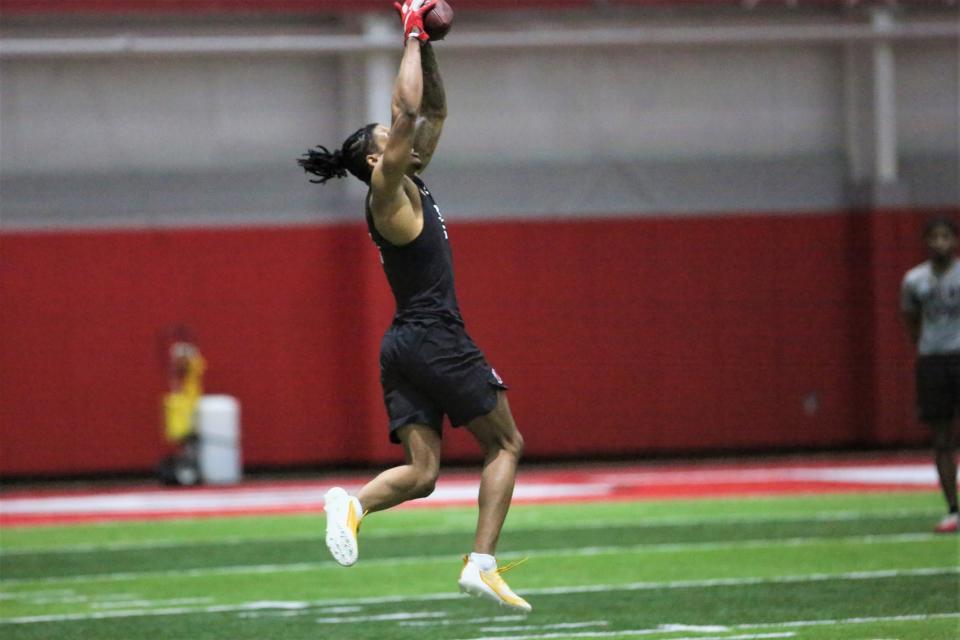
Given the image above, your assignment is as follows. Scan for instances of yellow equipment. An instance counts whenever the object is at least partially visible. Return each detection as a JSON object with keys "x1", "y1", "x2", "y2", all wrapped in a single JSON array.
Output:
[{"x1": 163, "y1": 345, "x2": 206, "y2": 444}]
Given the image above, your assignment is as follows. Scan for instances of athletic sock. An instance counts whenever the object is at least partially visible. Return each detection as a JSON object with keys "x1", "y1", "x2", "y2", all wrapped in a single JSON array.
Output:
[{"x1": 470, "y1": 552, "x2": 496, "y2": 572}]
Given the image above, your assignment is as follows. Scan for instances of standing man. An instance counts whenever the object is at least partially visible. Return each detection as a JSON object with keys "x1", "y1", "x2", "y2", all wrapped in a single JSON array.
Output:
[
  {"x1": 901, "y1": 216, "x2": 960, "y2": 534},
  {"x1": 298, "y1": 1, "x2": 531, "y2": 610}
]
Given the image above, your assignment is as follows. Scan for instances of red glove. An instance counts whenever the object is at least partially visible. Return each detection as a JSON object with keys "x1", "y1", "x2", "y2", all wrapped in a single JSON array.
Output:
[{"x1": 393, "y1": 0, "x2": 438, "y2": 42}]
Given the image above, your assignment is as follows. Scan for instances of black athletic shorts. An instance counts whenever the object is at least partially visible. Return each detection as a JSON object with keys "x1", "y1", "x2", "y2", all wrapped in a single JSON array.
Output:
[
  {"x1": 916, "y1": 353, "x2": 960, "y2": 424},
  {"x1": 379, "y1": 319, "x2": 508, "y2": 444}
]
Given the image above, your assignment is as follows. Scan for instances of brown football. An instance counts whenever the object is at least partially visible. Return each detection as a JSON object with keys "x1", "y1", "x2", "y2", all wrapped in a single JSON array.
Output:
[{"x1": 424, "y1": 0, "x2": 454, "y2": 41}]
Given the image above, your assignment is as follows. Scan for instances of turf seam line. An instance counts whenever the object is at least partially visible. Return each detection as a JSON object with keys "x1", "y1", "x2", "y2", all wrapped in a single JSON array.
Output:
[{"x1": 1, "y1": 567, "x2": 956, "y2": 625}]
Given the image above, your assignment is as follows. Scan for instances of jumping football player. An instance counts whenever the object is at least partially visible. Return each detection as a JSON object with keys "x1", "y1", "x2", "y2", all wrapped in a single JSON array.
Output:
[{"x1": 298, "y1": 0, "x2": 531, "y2": 610}]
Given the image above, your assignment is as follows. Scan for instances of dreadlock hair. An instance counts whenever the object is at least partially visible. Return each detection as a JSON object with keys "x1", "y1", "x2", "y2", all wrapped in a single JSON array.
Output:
[
  {"x1": 298, "y1": 123, "x2": 379, "y2": 185},
  {"x1": 924, "y1": 215, "x2": 958, "y2": 239}
]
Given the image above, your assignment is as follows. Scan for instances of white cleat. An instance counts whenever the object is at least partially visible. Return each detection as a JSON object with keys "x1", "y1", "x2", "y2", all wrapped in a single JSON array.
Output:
[
  {"x1": 323, "y1": 487, "x2": 363, "y2": 566},
  {"x1": 457, "y1": 556, "x2": 532, "y2": 613},
  {"x1": 934, "y1": 512, "x2": 959, "y2": 534}
]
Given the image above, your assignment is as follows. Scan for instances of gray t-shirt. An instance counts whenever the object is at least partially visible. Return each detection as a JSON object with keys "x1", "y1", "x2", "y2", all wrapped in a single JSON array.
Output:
[{"x1": 901, "y1": 260, "x2": 960, "y2": 356}]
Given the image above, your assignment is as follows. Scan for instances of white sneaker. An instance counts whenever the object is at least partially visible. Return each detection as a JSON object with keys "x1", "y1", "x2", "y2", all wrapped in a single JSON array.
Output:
[
  {"x1": 934, "y1": 512, "x2": 959, "y2": 534},
  {"x1": 458, "y1": 556, "x2": 532, "y2": 613},
  {"x1": 323, "y1": 487, "x2": 363, "y2": 566}
]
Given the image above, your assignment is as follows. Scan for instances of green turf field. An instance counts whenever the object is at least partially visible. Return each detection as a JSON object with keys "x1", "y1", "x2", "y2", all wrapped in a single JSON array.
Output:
[{"x1": 1, "y1": 491, "x2": 958, "y2": 640}]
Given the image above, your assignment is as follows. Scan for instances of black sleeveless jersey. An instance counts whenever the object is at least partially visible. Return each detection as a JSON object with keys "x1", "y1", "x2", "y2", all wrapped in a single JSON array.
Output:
[{"x1": 366, "y1": 176, "x2": 463, "y2": 325}]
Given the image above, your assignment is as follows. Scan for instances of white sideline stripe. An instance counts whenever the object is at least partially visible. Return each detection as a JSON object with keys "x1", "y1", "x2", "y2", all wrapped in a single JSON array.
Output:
[
  {"x1": 0, "y1": 532, "x2": 939, "y2": 586},
  {"x1": 0, "y1": 507, "x2": 938, "y2": 556},
  {"x1": 0, "y1": 482, "x2": 611, "y2": 515},
  {"x1": 0, "y1": 463, "x2": 939, "y2": 519},
  {"x1": 0, "y1": 533, "x2": 942, "y2": 586},
  {"x1": 1, "y1": 568, "x2": 956, "y2": 625},
  {"x1": 587, "y1": 465, "x2": 938, "y2": 486}
]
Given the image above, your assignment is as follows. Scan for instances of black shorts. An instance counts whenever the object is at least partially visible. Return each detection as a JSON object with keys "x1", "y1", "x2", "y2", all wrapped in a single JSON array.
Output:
[
  {"x1": 916, "y1": 353, "x2": 960, "y2": 424},
  {"x1": 379, "y1": 319, "x2": 508, "y2": 444}
]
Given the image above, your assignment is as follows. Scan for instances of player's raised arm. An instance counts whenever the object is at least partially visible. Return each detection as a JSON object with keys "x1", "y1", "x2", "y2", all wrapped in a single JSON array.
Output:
[
  {"x1": 374, "y1": 36, "x2": 423, "y2": 199},
  {"x1": 411, "y1": 42, "x2": 446, "y2": 172}
]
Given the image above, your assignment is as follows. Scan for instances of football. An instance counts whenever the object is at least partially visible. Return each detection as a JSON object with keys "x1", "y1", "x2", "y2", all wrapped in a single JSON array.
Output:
[{"x1": 424, "y1": 0, "x2": 454, "y2": 41}]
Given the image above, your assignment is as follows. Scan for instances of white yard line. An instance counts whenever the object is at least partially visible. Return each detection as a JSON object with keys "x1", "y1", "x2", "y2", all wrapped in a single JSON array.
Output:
[
  {"x1": 521, "y1": 567, "x2": 958, "y2": 596},
  {"x1": 452, "y1": 632, "x2": 796, "y2": 640},
  {"x1": 0, "y1": 507, "x2": 937, "y2": 556},
  {"x1": 400, "y1": 615, "x2": 527, "y2": 627},
  {"x1": 90, "y1": 597, "x2": 213, "y2": 610},
  {"x1": 1, "y1": 567, "x2": 956, "y2": 625},
  {"x1": 0, "y1": 531, "x2": 940, "y2": 586},
  {"x1": 451, "y1": 613, "x2": 960, "y2": 640},
  {"x1": 735, "y1": 612, "x2": 960, "y2": 629},
  {"x1": 479, "y1": 621, "x2": 609, "y2": 632},
  {"x1": 0, "y1": 589, "x2": 76, "y2": 601},
  {"x1": 315, "y1": 611, "x2": 448, "y2": 624},
  {"x1": 490, "y1": 613, "x2": 960, "y2": 640}
]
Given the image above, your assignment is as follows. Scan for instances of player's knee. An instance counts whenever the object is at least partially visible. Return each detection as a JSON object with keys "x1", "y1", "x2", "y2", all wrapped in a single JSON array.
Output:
[
  {"x1": 410, "y1": 478, "x2": 436, "y2": 499},
  {"x1": 503, "y1": 429, "x2": 524, "y2": 459},
  {"x1": 410, "y1": 469, "x2": 439, "y2": 499}
]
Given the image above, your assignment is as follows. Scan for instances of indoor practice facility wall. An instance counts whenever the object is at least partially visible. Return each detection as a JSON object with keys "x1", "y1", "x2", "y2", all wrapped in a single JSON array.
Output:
[{"x1": 0, "y1": 208, "x2": 937, "y2": 476}]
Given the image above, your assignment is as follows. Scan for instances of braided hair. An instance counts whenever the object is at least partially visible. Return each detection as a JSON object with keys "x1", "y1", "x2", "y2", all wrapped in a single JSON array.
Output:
[{"x1": 299, "y1": 123, "x2": 379, "y2": 185}]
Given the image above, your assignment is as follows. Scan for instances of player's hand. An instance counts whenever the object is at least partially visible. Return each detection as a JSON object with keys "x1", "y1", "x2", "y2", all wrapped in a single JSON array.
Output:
[{"x1": 393, "y1": 0, "x2": 438, "y2": 42}]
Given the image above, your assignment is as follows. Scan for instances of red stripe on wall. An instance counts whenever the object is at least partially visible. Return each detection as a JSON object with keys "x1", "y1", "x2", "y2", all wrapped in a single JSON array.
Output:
[{"x1": 0, "y1": 210, "x2": 936, "y2": 476}]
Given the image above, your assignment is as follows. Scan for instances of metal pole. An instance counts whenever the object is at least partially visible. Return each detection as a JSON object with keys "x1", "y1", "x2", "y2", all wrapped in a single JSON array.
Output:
[
  {"x1": 842, "y1": 41, "x2": 867, "y2": 184},
  {"x1": 871, "y1": 7, "x2": 899, "y2": 184},
  {"x1": 362, "y1": 15, "x2": 395, "y2": 127}
]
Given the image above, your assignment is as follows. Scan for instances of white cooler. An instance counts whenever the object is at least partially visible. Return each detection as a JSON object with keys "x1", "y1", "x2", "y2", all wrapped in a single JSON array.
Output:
[{"x1": 196, "y1": 395, "x2": 242, "y2": 485}]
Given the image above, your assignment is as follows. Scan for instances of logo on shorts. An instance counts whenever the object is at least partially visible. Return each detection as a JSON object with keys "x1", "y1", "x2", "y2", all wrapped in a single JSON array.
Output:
[{"x1": 491, "y1": 368, "x2": 503, "y2": 385}]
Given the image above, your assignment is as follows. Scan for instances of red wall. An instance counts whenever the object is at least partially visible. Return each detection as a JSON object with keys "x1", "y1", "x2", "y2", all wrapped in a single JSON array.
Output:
[{"x1": 0, "y1": 210, "x2": 936, "y2": 476}]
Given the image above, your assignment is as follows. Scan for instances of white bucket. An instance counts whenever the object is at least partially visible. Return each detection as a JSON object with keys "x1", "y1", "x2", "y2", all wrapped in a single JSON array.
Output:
[{"x1": 196, "y1": 395, "x2": 242, "y2": 485}]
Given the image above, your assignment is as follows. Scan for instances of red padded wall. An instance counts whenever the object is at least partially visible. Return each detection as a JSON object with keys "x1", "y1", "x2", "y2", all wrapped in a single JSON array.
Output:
[
  {"x1": 0, "y1": 210, "x2": 937, "y2": 476},
  {"x1": 0, "y1": 225, "x2": 394, "y2": 475}
]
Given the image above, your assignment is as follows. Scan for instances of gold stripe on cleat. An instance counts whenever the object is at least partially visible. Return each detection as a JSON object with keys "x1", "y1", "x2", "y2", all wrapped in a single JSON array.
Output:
[{"x1": 346, "y1": 502, "x2": 362, "y2": 537}]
